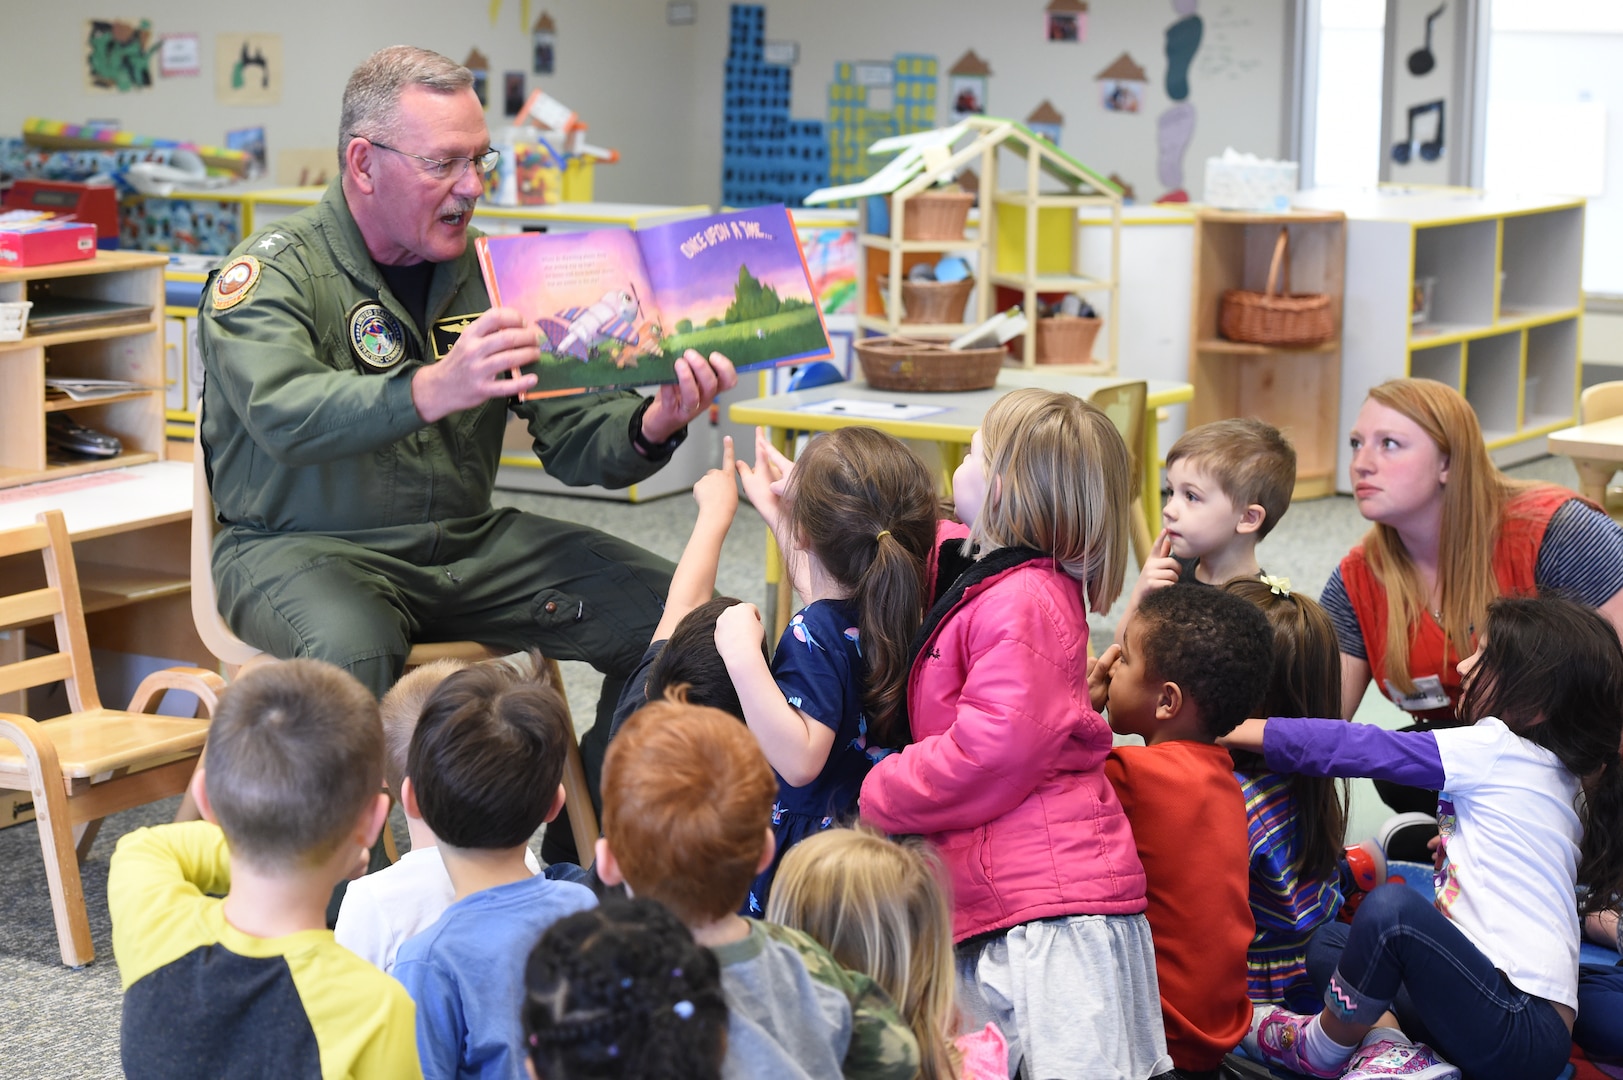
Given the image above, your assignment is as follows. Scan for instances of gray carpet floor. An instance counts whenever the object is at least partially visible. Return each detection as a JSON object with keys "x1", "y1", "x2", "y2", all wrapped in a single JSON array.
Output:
[{"x1": 0, "y1": 452, "x2": 1580, "y2": 1076}]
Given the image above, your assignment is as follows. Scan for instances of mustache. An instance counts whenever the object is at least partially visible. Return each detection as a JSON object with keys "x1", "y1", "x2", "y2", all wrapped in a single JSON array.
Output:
[{"x1": 442, "y1": 197, "x2": 477, "y2": 216}]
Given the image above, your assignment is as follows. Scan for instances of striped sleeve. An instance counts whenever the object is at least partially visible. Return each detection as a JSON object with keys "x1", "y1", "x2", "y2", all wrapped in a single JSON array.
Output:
[
  {"x1": 1320, "y1": 568, "x2": 1366, "y2": 661},
  {"x1": 1534, "y1": 500, "x2": 1623, "y2": 607}
]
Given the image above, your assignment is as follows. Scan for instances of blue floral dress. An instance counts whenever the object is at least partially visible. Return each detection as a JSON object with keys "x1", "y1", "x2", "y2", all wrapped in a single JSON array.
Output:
[{"x1": 745, "y1": 598, "x2": 887, "y2": 914}]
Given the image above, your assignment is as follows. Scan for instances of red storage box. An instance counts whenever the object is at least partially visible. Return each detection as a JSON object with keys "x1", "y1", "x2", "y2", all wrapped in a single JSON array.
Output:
[{"x1": 0, "y1": 221, "x2": 98, "y2": 268}]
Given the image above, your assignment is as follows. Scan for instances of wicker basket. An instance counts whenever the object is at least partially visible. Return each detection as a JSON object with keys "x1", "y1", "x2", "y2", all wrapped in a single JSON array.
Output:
[
  {"x1": 1218, "y1": 226, "x2": 1335, "y2": 347},
  {"x1": 855, "y1": 336, "x2": 1004, "y2": 392},
  {"x1": 1035, "y1": 315, "x2": 1102, "y2": 364},
  {"x1": 896, "y1": 190, "x2": 976, "y2": 241},
  {"x1": 877, "y1": 275, "x2": 974, "y2": 325}
]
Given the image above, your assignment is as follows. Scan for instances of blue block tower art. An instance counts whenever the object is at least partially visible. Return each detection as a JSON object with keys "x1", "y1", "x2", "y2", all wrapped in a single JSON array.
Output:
[{"x1": 722, "y1": 4, "x2": 828, "y2": 207}]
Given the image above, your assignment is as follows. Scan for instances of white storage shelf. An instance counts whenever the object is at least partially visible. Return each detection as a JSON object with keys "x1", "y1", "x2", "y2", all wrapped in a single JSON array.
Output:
[{"x1": 1293, "y1": 188, "x2": 1585, "y2": 488}]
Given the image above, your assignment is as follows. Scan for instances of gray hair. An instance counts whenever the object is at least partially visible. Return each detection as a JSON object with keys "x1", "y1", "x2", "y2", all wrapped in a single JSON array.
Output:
[{"x1": 338, "y1": 46, "x2": 473, "y2": 174}]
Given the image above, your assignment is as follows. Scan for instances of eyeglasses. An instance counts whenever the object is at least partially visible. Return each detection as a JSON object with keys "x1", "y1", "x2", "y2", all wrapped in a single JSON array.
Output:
[{"x1": 350, "y1": 135, "x2": 500, "y2": 181}]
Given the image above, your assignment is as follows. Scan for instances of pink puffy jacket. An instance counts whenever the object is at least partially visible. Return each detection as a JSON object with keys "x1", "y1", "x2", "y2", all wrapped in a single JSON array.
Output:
[{"x1": 860, "y1": 537, "x2": 1148, "y2": 942}]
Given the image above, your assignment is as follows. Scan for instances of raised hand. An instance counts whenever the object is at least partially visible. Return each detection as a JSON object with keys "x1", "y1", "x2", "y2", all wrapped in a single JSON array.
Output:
[{"x1": 693, "y1": 435, "x2": 739, "y2": 519}]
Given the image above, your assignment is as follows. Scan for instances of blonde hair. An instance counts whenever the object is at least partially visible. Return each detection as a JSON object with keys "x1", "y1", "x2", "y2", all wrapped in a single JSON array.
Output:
[
  {"x1": 1359, "y1": 379, "x2": 1545, "y2": 693},
  {"x1": 968, "y1": 387, "x2": 1130, "y2": 612},
  {"x1": 766, "y1": 827, "x2": 962, "y2": 1080},
  {"x1": 379, "y1": 658, "x2": 468, "y2": 802}
]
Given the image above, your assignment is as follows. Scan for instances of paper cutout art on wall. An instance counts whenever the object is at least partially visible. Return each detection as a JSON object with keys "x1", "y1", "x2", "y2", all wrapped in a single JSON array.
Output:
[
  {"x1": 465, "y1": 49, "x2": 490, "y2": 107},
  {"x1": 1027, "y1": 101, "x2": 1064, "y2": 144},
  {"x1": 1096, "y1": 53, "x2": 1147, "y2": 113},
  {"x1": 1046, "y1": 0, "x2": 1088, "y2": 42},
  {"x1": 532, "y1": 12, "x2": 555, "y2": 75},
  {"x1": 1392, "y1": 99, "x2": 1444, "y2": 164},
  {"x1": 827, "y1": 54, "x2": 937, "y2": 199},
  {"x1": 86, "y1": 19, "x2": 159, "y2": 93},
  {"x1": 1155, "y1": 0, "x2": 1203, "y2": 203},
  {"x1": 1163, "y1": 0, "x2": 1203, "y2": 100},
  {"x1": 158, "y1": 33, "x2": 199, "y2": 78},
  {"x1": 722, "y1": 5, "x2": 827, "y2": 208},
  {"x1": 216, "y1": 34, "x2": 282, "y2": 106},
  {"x1": 1408, "y1": 4, "x2": 1445, "y2": 77},
  {"x1": 949, "y1": 51, "x2": 992, "y2": 120}
]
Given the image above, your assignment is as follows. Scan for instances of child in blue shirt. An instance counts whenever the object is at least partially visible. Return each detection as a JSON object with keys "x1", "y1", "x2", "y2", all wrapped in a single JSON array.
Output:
[
  {"x1": 392, "y1": 661, "x2": 595, "y2": 1080},
  {"x1": 716, "y1": 426, "x2": 938, "y2": 913}
]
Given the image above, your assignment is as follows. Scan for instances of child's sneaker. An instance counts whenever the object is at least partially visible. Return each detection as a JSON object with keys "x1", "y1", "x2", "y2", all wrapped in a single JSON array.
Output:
[
  {"x1": 1339, "y1": 838, "x2": 1388, "y2": 922},
  {"x1": 1241, "y1": 1006, "x2": 1341, "y2": 1079},
  {"x1": 1342, "y1": 1034, "x2": 1460, "y2": 1079},
  {"x1": 1377, "y1": 811, "x2": 1440, "y2": 864}
]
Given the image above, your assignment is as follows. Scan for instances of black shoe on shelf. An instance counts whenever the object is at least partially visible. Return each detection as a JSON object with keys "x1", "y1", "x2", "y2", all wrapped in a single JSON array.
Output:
[{"x1": 46, "y1": 413, "x2": 122, "y2": 459}]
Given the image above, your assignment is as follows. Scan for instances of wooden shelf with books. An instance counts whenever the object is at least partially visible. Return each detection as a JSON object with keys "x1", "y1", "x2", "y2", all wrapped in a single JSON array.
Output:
[{"x1": 0, "y1": 251, "x2": 168, "y2": 491}]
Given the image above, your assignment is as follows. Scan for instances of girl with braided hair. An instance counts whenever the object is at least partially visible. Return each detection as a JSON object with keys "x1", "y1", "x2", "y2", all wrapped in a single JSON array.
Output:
[{"x1": 523, "y1": 897, "x2": 727, "y2": 1080}]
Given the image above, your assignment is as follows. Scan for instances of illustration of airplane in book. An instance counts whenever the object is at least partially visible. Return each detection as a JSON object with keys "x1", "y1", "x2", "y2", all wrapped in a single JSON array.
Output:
[{"x1": 536, "y1": 285, "x2": 645, "y2": 362}]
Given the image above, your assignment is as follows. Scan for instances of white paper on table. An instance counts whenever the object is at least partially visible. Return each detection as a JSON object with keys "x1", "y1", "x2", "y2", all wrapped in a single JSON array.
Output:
[{"x1": 794, "y1": 398, "x2": 949, "y2": 420}]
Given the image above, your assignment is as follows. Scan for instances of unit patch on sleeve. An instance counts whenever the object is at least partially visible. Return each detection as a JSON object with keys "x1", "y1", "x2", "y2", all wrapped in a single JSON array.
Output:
[
  {"x1": 210, "y1": 255, "x2": 262, "y2": 311},
  {"x1": 347, "y1": 301, "x2": 409, "y2": 372}
]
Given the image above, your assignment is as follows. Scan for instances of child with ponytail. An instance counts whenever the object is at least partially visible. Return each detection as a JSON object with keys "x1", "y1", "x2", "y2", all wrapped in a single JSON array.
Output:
[
  {"x1": 1221, "y1": 577, "x2": 1350, "y2": 1013},
  {"x1": 1226, "y1": 593, "x2": 1623, "y2": 1080},
  {"x1": 717, "y1": 426, "x2": 939, "y2": 914}
]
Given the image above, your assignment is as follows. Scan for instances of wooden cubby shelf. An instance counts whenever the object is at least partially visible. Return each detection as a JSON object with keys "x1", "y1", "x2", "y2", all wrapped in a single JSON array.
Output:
[
  {"x1": 0, "y1": 250, "x2": 169, "y2": 491},
  {"x1": 1187, "y1": 209, "x2": 1347, "y2": 501}
]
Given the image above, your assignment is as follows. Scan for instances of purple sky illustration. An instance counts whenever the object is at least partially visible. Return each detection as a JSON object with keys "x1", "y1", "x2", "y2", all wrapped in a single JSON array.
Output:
[{"x1": 640, "y1": 207, "x2": 814, "y2": 323}]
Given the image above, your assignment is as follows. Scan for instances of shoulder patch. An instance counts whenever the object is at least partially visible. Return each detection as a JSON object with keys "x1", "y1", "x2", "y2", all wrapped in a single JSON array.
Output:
[
  {"x1": 347, "y1": 301, "x2": 408, "y2": 372},
  {"x1": 248, "y1": 231, "x2": 292, "y2": 257},
  {"x1": 211, "y1": 255, "x2": 262, "y2": 311}
]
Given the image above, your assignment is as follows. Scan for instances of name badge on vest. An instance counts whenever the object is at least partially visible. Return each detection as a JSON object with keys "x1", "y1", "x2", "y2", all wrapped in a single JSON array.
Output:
[
  {"x1": 1384, "y1": 674, "x2": 1450, "y2": 713},
  {"x1": 347, "y1": 301, "x2": 408, "y2": 373}
]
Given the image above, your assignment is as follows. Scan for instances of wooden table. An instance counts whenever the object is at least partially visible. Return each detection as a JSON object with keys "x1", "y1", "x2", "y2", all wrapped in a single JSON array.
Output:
[
  {"x1": 730, "y1": 371, "x2": 1194, "y2": 635},
  {"x1": 0, "y1": 462, "x2": 199, "y2": 711},
  {"x1": 1548, "y1": 415, "x2": 1623, "y2": 504}
]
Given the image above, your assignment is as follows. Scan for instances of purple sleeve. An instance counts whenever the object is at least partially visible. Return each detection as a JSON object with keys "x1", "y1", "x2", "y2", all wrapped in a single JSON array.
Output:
[{"x1": 1263, "y1": 717, "x2": 1446, "y2": 788}]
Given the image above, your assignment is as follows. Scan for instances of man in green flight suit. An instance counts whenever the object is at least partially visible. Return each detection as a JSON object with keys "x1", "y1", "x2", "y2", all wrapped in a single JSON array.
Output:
[{"x1": 198, "y1": 45, "x2": 736, "y2": 862}]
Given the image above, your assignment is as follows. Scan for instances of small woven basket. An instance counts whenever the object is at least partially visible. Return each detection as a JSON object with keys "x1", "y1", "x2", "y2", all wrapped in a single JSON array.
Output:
[
  {"x1": 897, "y1": 190, "x2": 975, "y2": 241},
  {"x1": 1218, "y1": 226, "x2": 1335, "y2": 347},
  {"x1": 0, "y1": 301, "x2": 31, "y2": 342},
  {"x1": 1035, "y1": 315, "x2": 1102, "y2": 364},
  {"x1": 855, "y1": 335, "x2": 1004, "y2": 392},
  {"x1": 878, "y1": 275, "x2": 974, "y2": 325}
]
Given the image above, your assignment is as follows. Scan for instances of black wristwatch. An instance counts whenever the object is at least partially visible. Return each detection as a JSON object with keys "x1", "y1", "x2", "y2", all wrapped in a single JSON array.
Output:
[{"x1": 630, "y1": 396, "x2": 688, "y2": 461}]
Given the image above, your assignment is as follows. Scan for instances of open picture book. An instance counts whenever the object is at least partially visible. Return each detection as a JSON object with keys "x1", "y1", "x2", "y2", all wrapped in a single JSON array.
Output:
[{"x1": 475, "y1": 204, "x2": 832, "y2": 398}]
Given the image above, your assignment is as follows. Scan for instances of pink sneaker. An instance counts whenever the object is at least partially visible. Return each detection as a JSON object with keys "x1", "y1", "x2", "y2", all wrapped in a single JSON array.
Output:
[
  {"x1": 1343, "y1": 1036, "x2": 1461, "y2": 1080},
  {"x1": 1241, "y1": 1007, "x2": 1341, "y2": 1079}
]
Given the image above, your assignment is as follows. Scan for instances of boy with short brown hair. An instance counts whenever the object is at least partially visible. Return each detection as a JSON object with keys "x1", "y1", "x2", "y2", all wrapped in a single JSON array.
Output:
[
  {"x1": 598, "y1": 697, "x2": 920, "y2": 1080},
  {"x1": 110, "y1": 658, "x2": 420, "y2": 1079},
  {"x1": 334, "y1": 657, "x2": 542, "y2": 973},
  {"x1": 1129, "y1": 419, "x2": 1298, "y2": 616}
]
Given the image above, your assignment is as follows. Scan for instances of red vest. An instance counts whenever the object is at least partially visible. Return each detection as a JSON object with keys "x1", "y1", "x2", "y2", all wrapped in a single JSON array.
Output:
[{"x1": 1340, "y1": 486, "x2": 1578, "y2": 724}]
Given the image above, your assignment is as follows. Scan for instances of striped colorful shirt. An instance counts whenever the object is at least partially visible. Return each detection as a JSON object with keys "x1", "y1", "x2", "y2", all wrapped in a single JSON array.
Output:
[{"x1": 1236, "y1": 770, "x2": 1344, "y2": 1012}]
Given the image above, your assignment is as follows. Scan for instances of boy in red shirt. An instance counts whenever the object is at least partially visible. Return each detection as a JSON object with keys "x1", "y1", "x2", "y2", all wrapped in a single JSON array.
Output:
[{"x1": 1092, "y1": 584, "x2": 1274, "y2": 1078}]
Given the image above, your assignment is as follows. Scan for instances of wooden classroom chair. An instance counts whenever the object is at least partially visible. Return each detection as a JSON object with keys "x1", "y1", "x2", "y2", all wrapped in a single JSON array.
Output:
[
  {"x1": 189, "y1": 403, "x2": 600, "y2": 862},
  {"x1": 1580, "y1": 381, "x2": 1623, "y2": 521},
  {"x1": 1089, "y1": 380, "x2": 1153, "y2": 568},
  {"x1": 0, "y1": 509, "x2": 228, "y2": 967}
]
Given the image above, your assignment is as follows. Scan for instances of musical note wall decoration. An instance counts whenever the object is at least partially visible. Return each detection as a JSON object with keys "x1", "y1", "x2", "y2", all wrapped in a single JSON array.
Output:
[
  {"x1": 1407, "y1": 4, "x2": 1445, "y2": 77},
  {"x1": 1392, "y1": 99, "x2": 1445, "y2": 164}
]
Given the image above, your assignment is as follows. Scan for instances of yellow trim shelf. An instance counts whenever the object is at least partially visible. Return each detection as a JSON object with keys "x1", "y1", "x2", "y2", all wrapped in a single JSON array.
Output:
[
  {"x1": 857, "y1": 235, "x2": 980, "y2": 254},
  {"x1": 988, "y1": 272, "x2": 1115, "y2": 292}
]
